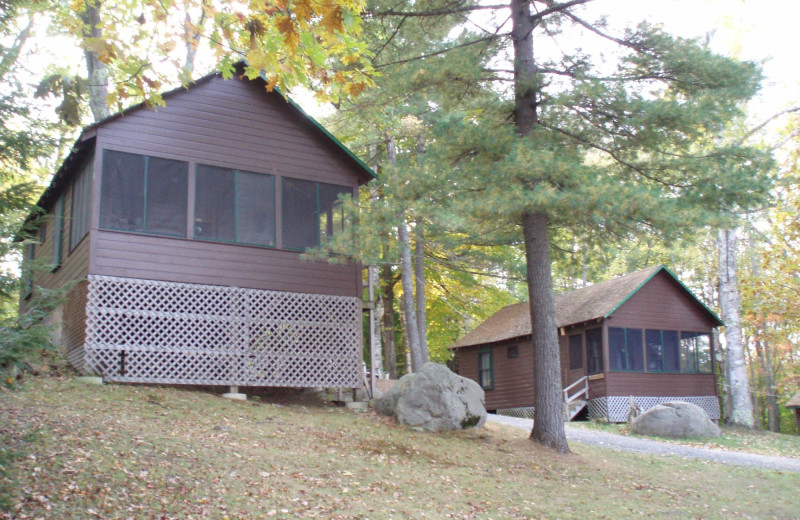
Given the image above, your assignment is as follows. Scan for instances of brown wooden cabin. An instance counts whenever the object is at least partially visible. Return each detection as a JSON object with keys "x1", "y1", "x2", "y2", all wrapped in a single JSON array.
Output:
[
  {"x1": 449, "y1": 266, "x2": 723, "y2": 422},
  {"x1": 786, "y1": 391, "x2": 800, "y2": 434},
  {"x1": 19, "y1": 63, "x2": 374, "y2": 389}
]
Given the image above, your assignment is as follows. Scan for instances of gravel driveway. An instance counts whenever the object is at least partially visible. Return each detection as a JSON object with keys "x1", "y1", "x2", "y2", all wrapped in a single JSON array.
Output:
[{"x1": 487, "y1": 414, "x2": 800, "y2": 473}]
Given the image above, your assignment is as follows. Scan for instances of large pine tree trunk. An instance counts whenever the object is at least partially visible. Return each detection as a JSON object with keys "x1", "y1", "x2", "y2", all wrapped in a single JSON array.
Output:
[
  {"x1": 718, "y1": 228, "x2": 755, "y2": 427},
  {"x1": 512, "y1": 0, "x2": 569, "y2": 453},
  {"x1": 80, "y1": 0, "x2": 110, "y2": 121},
  {"x1": 380, "y1": 263, "x2": 398, "y2": 378}
]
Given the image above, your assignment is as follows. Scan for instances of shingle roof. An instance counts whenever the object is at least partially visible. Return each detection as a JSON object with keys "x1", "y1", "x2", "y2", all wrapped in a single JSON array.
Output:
[
  {"x1": 450, "y1": 265, "x2": 719, "y2": 349},
  {"x1": 787, "y1": 390, "x2": 800, "y2": 409}
]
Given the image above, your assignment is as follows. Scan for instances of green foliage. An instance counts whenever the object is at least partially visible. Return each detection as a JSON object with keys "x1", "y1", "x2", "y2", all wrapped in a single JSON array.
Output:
[{"x1": 51, "y1": 0, "x2": 374, "y2": 116}]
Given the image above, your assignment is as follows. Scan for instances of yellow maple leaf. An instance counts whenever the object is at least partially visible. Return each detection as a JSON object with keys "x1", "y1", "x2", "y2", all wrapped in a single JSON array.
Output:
[
  {"x1": 276, "y1": 15, "x2": 300, "y2": 51},
  {"x1": 320, "y1": 5, "x2": 344, "y2": 34},
  {"x1": 293, "y1": 0, "x2": 313, "y2": 26}
]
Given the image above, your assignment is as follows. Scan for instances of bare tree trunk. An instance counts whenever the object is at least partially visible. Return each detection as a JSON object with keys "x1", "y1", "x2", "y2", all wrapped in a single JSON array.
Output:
[
  {"x1": 183, "y1": 2, "x2": 207, "y2": 75},
  {"x1": 398, "y1": 218, "x2": 424, "y2": 371},
  {"x1": 386, "y1": 134, "x2": 424, "y2": 372},
  {"x1": 80, "y1": 0, "x2": 110, "y2": 121},
  {"x1": 414, "y1": 217, "x2": 428, "y2": 359},
  {"x1": 745, "y1": 333, "x2": 759, "y2": 427},
  {"x1": 380, "y1": 263, "x2": 398, "y2": 378},
  {"x1": 512, "y1": 0, "x2": 568, "y2": 453},
  {"x1": 718, "y1": 228, "x2": 754, "y2": 427},
  {"x1": 715, "y1": 329, "x2": 732, "y2": 423}
]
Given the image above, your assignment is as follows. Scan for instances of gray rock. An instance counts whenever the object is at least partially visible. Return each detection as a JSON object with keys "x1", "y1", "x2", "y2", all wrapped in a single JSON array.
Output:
[
  {"x1": 630, "y1": 401, "x2": 721, "y2": 438},
  {"x1": 375, "y1": 362, "x2": 486, "y2": 432}
]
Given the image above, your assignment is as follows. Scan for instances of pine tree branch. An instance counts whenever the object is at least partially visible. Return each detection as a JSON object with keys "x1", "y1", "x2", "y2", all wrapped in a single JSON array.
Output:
[
  {"x1": 540, "y1": 121, "x2": 693, "y2": 188},
  {"x1": 374, "y1": 34, "x2": 505, "y2": 69},
  {"x1": 530, "y1": 0, "x2": 595, "y2": 23},
  {"x1": 367, "y1": 4, "x2": 508, "y2": 18},
  {"x1": 741, "y1": 106, "x2": 800, "y2": 144},
  {"x1": 562, "y1": 10, "x2": 646, "y2": 54},
  {"x1": 372, "y1": 15, "x2": 408, "y2": 61}
]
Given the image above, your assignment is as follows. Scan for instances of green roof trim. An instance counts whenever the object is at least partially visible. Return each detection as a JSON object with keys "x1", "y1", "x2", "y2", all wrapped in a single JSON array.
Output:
[
  {"x1": 603, "y1": 265, "x2": 724, "y2": 327},
  {"x1": 268, "y1": 82, "x2": 377, "y2": 181}
]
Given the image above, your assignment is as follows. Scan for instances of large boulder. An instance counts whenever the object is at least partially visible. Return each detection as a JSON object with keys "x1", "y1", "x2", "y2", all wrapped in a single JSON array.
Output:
[
  {"x1": 375, "y1": 363, "x2": 486, "y2": 432},
  {"x1": 629, "y1": 401, "x2": 721, "y2": 438}
]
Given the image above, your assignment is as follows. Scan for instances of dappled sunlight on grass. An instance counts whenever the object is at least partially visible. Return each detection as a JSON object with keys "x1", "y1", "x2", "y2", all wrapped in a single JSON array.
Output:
[{"x1": 1, "y1": 376, "x2": 797, "y2": 519}]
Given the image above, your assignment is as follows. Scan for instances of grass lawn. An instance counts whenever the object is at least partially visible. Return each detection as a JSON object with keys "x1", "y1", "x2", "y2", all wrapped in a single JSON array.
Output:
[
  {"x1": 1, "y1": 374, "x2": 798, "y2": 520},
  {"x1": 571, "y1": 419, "x2": 800, "y2": 459}
]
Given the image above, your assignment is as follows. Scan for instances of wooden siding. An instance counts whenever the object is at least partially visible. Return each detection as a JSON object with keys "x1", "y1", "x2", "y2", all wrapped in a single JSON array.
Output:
[
  {"x1": 455, "y1": 340, "x2": 535, "y2": 411},
  {"x1": 62, "y1": 281, "x2": 88, "y2": 354},
  {"x1": 94, "y1": 77, "x2": 358, "y2": 186},
  {"x1": 87, "y1": 75, "x2": 362, "y2": 297},
  {"x1": 606, "y1": 271, "x2": 717, "y2": 331},
  {"x1": 91, "y1": 230, "x2": 359, "y2": 296},
  {"x1": 21, "y1": 173, "x2": 91, "y2": 314},
  {"x1": 604, "y1": 270, "x2": 718, "y2": 397},
  {"x1": 604, "y1": 372, "x2": 716, "y2": 397}
]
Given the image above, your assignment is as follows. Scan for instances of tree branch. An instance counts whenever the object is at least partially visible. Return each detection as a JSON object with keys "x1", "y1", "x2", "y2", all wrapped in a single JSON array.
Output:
[
  {"x1": 367, "y1": 4, "x2": 508, "y2": 18},
  {"x1": 530, "y1": 0, "x2": 595, "y2": 23},
  {"x1": 375, "y1": 34, "x2": 505, "y2": 69}
]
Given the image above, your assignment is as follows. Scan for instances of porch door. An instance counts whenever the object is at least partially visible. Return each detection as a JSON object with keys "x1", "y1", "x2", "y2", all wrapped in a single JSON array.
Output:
[{"x1": 565, "y1": 332, "x2": 587, "y2": 388}]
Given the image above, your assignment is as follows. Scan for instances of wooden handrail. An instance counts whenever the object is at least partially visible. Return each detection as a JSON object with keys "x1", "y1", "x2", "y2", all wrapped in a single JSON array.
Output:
[{"x1": 563, "y1": 376, "x2": 588, "y2": 403}]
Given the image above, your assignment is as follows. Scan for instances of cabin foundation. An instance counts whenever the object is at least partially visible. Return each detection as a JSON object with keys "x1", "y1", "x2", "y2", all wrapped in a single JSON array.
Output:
[{"x1": 80, "y1": 275, "x2": 362, "y2": 388}]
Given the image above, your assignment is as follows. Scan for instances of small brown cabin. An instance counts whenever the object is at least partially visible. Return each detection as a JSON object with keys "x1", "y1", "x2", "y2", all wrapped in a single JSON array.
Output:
[
  {"x1": 20, "y1": 64, "x2": 374, "y2": 389},
  {"x1": 450, "y1": 266, "x2": 723, "y2": 422}
]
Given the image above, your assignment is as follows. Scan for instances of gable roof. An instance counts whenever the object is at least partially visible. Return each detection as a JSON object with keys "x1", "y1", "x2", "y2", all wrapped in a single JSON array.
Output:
[
  {"x1": 450, "y1": 265, "x2": 723, "y2": 349},
  {"x1": 29, "y1": 63, "x2": 375, "y2": 219},
  {"x1": 787, "y1": 390, "x2": 800, "y2": 409}
]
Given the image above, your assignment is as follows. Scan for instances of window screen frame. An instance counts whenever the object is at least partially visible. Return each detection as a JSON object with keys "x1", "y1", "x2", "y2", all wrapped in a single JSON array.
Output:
[
  {"x1": 70, "y1": 156, "x2": 94, "y2": 251},
  {"x1": 608, "y1": 327, "x2": 644, "y2": 372},
  {"x1": 568, "y1": 333, "x2": 583, "y2": 370},
  {"x1": 477, "y1": 349, "x2": 494, "y2": 390},
  {"x1": 51, "y1": 195, "x2": 64, "y2": 271},
  {"x1": 586, "y1": 327, "x2": 604, "y2": 375},
  {"x1": 281, "y1": 178, "x2": 351, "y2": 252},
  {"x1": 193, "y1": 165, "x2": 277, "y2": 248},
  {"x1": 99, "y1": 150, "x2": 188, "y2": 239},
  {"x1": 645, "y1": 329, "x2": 682, "y2": 373}
]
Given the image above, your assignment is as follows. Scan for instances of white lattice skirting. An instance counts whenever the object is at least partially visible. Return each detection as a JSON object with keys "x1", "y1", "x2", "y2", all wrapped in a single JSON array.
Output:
[
  {"x1": 84, "y1": 275, "x2": 362, "y2": 388},
  {"x1": 589, "y1": 396, "x2": 720, "y2": 422},
  {"x1": 496, "y1": 407, "x2": 535, "y2": 419}
]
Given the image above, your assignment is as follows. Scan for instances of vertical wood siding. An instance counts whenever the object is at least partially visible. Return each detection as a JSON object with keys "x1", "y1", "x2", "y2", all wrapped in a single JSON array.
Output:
[
  {"x1": 88, "y1": 75, "x2": 361, "y2": 297},
  {"x1": 21, "y1": 179, "x2": 91, "y2": 314}
]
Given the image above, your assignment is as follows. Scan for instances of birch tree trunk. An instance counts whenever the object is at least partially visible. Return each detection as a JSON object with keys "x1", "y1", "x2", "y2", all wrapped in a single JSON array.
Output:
[
  {"x1": 80, "y1": 1, "x2": 110, "y2": 121},
  {"x1": 512, "y1": 0, "x2": 568, "y2": 453},
  {"x1": 718, "y1": 228, "x2": 755, "y2": 427},
  {"x1": 368, "y1": 263, "x2": 383, "y2": 379}
]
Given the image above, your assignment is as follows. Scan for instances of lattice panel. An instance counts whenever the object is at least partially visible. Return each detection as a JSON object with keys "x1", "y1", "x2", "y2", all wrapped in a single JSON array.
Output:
[
  {"x1": 496, "y1": 407, "x2": 535, "y2": 419},
  {"x1": 84, "y1": 275, "x2": 362, "y2": 387},
  {"x1": 587, "y1": 398, "x2": 608, "y2": 421},
  {"x1": 601, "y1": 396, "x2": 720, "y2": 423}
]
